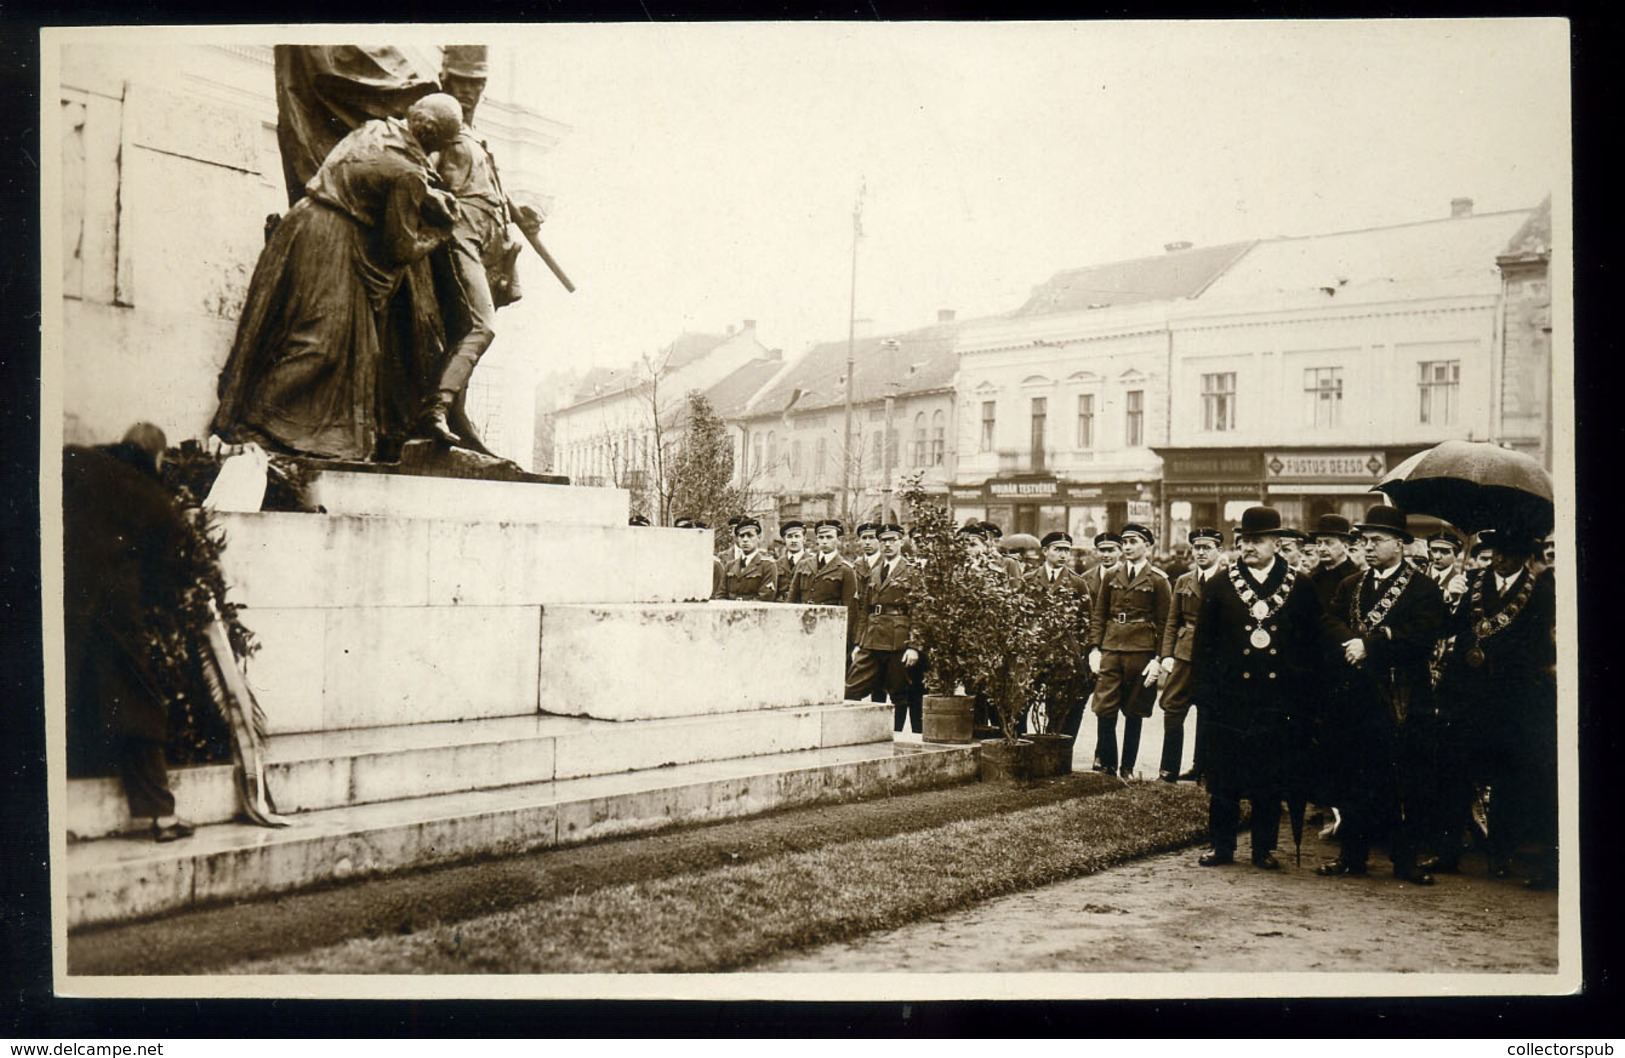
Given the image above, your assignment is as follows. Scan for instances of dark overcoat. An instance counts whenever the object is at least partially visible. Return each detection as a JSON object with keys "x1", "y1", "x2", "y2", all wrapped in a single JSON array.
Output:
[
  {"x1": 722, "y1": 551, "x2": 778, "y2": 601},
  {"x1": 1190, "y1": 558, "x2": 1323, "y2": 795},
  {"x1": 793, "y1": 553, "x2": 860, "y2": 647}
]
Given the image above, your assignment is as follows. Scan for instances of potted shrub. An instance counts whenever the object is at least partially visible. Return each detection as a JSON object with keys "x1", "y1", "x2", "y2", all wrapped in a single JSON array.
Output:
[
  {"x1": 902, "y1": 480, "x2": 981, "y2": 743},
  {"x1": 971, "y1": 576, "x2": 1042, "y2": 780},
  {"x1": 1021, "y1": 572, "x2": 1089, "y2": 776}
]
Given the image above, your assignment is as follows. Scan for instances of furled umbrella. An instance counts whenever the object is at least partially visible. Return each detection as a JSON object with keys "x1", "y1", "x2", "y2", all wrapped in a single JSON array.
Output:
[{"x1": 1372, "y1": 440, "x2": 1554, "y2": 538}]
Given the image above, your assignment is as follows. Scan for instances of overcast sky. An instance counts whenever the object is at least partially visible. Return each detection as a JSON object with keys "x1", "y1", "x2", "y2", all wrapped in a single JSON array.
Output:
[{"x1": 494, "y1": 19, "x2": 1568, "y2": 381}]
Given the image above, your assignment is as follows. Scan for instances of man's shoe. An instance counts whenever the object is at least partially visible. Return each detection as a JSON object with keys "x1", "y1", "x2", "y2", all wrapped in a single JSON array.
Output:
[
  {"x1": 1119, "y1": 767, "x2": 1134, "y2": 780},
  {"x1": 151, "y1": 819, "x2": 194, "y2": 843},
  {"x1": 1198, "y1": 851, "x2": 1234, "y2": 867},
  {"x1": 1315, "y1": 859, "x2": 1367, "y2": 877},
  {"x1": 1158, "y1": 770, "x2": 1178, "y2": 784},
  {"x1": 1253, "y1": 852, "x2": 1281, "y2": 871},
  {"x1": 1178, "y1": 770, "x2": 1200, "y2": 782},
  {"x1": 1417, "y1": 855, "x2": 1459, "y2": 874}
]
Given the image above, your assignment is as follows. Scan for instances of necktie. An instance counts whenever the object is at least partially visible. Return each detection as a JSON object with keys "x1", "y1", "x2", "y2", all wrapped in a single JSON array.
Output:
[{"x1": 880, "y1": 560, "x2": 891, "y2": 586}]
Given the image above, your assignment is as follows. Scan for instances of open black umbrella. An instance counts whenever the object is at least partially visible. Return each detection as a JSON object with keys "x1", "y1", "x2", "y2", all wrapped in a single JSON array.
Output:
[{"x1": 1372, "y1": 441, "x2": 1553, "y2": 538}]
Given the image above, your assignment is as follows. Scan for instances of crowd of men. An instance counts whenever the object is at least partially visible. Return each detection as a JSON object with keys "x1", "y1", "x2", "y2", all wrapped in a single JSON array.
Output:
[{"x1": 667, "y1": 504, "x2": 1559, "y2": 890}]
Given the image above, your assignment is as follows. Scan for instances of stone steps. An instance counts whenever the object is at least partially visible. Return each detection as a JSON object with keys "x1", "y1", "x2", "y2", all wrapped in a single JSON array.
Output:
[
  {"x1": 65, "y1": 704, "x2": 891, "y2": 838},
  {"x1": 65, "y1": 739, "x2": 981, "y2": 929}
]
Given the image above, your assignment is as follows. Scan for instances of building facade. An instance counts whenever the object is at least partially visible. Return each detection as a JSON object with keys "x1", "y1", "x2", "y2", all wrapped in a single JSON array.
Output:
[
  {"x1": 1495, "y1": 197, "x2": 1554, "y2": 469},
  {"x1": 52, "y1": 40, "x2": 568, "y2": 466}
]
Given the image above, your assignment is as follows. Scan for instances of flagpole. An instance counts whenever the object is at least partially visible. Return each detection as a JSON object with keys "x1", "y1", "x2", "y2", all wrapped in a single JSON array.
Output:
[{"x1": 841, "y1": 180, "x2": 864, "y2": 523}]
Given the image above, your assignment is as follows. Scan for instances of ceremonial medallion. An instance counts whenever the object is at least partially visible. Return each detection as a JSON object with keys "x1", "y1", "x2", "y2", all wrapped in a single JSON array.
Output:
[
  {"x1": 1250, "y1": 627, "x2": 1271, "y2": 649},
  {"x1": 1475, "y1": 619, "x2": 1494, "y2": 638},
  {"x1": 1466, "y1": 645, "x2": 1485, "y2": 668},
  {"x1": 1251, "y1": 600, "x2": 1270, "y2": 620}
]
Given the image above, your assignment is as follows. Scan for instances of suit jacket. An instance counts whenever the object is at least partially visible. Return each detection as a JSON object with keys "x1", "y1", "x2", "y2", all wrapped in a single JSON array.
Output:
[
  {"x1": 854, "y1": 556, "x2": 921, "y2": 653},
  {"x1": 1437, "y1": 566, "x2": 1556, "y2": 736},
  {"x1": 1190, "y1": 558, "x2": 1324, "y2": 792},
  {"x1": 1323, "y1": 565, "x2": 1447, "y2": 729},
  {"x1": 1088, "y1": 561, "x2": 1172, "y2": 654},
  {"x1": 722, "y1": 550, "x2": 778, "y2": 601},
  {"x1": 1310, "y1": 557, "x2": 1361, "y2": 608},
  {"x1": 1160, "y1": 567, "x2": 1217, "y2": 662}
]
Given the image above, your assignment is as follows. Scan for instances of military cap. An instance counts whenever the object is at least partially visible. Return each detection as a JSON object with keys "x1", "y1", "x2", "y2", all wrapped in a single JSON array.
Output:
[
  {"x1": 672, "y1": 516, "x2": 695, "y2": 529},
  {"x1": 733, "y1": 517, "x2": 763, "y2": 536},
  {"x1": 628, "y1": 513, "x2": 651, "y2": 527},
  {"x1": 727, "y1": 515, "x2": 744, "y2": 529},
  {"x1": 855, "y1": 522, "x2": 880, "y2": 538},
  {"x1": 1119, "y1": 523, "x2": 1155, "y2": 546},
  {"x1": 1311, "y1": 513, "x2": 1357, "y2": 540},
  {"x1": 1188, "y1": 526, "x2": 1223, "y2": 545},
  {"x1": 958, "y1": 520, "x2": 987, "y2": 538},
  {"x1": 1040, "y1": 531, "x2": 1074, "y2": 548},
  {"x1": 980, "y1": 521, "x2": 1004, "y2": 539},
  {"x1": 691, "y1": 521, "x2": 709, "y2": 530},
  {"x1": 1278, "y1": 526, "x2": 1308, "y2": 543},
  {"x1": 814, "y1": 518, "x2": 845, "y2": 535},
  {"x1": 1093, "y1": 531, "x2": 1123, "y2": 548},
  {"x1": 441, "y1": 45, "x2": 490, "y2": 79},
  {"x1": 1354, "y1": 504, "x2": 1412, "y2": 543},
  {"x1": 877, "y1": 523, "x2": 905, "y2": 540},
  {"x1": 780, "y1": 519, "x2": 806, "y2": 537},
  {"x1": 1427, "y1": 530, "x2": 1464, "y2": 552}
]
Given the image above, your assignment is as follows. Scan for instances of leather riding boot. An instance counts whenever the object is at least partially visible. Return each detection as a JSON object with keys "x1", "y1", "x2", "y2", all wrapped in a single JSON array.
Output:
[{"x1": 417, "y1": 390, "x2": 459, "y2": 445}]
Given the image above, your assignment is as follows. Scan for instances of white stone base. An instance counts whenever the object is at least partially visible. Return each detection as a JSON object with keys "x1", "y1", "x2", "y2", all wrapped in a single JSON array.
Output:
[{"x1": 307, "y1": 469, "x2": 629, "y2": 526}]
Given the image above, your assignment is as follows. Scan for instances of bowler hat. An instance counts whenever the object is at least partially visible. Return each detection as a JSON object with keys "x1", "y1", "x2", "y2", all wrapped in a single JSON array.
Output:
[
  {"x1": 1311, "y1": 513, "x2": 1356, "y2": 540},
  {"x1": 1120, "y1": 522, "x2": 1155, "y2": 546},
  {"x1": 441, "y1": 45, "x2": 489, "y2": 79},
  {"x1": 1471, "y1": 530, "x2": 1498, "y2": 557},
  {"x1": 1041, "y1": 531, "x2": 1073, "y2": 548},
  {"x1": 1188, "y1": 527, "x2": 1223, "y2": 545},
  {"x1": 1093, "y1": 531, "x2": 1123, "y2": 548},
  {"x1": 1354, "y1": 505, "x2": 1412, "y2": 543},
  {"x1": 1234, "y1": 506, "x2": 1291, "y2": 537},
  {"x1": 734, "y1": 517, "x2": 762, "y2": 536}
]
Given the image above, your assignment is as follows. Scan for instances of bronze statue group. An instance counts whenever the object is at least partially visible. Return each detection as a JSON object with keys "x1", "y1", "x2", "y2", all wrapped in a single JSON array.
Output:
[{"x1": 704, "y1": 504, "x2": 1559, "y2": 890}]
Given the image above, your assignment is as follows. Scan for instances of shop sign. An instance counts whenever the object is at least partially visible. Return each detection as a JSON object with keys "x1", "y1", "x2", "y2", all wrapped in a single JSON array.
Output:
[
  {"x1": 949, "y1": 486, "x2": 982, "y2": 503},
  {"x1": 988, "y1": 477, "x2": 1059, "y2": 498},
  {"x1": 1265, "y1": 451, "x2": 1386, "y2": 481},
  {"x1": 1161, "y1": 450, "x2": 1263, "y2": 481},
  {"x1": 1164, "y1": 481, "x2": 1258, "y2": 500}
]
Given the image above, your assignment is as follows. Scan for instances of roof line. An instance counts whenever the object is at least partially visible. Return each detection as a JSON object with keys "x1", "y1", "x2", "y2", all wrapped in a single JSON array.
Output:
[{"x1": 1258, "y1": 207, "x2": 1535, "y2": 243}]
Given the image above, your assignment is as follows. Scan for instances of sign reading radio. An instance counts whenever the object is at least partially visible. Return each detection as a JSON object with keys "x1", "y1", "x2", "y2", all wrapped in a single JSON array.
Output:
[{"x1": 1265, "y1": 451, "x2": 1387, "y2": 482}]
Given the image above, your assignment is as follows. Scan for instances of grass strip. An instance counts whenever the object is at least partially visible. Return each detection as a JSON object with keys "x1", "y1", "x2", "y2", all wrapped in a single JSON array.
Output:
[
  {"x1": 72, "y1": 771, "x2": 1127, "y2": 975},
  {"x1": 223, "y1": 782, "x2": 1207, "y2": 974}
]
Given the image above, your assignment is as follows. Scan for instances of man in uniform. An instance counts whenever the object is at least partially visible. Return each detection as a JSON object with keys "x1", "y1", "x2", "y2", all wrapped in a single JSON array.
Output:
[
  {"x1": 846, "y1": 524, "x2": 923, "y2": 734},
  {"x1": 980, "y1": 521, "x2": 1027, "y2": 579},
  {"x1": 1087, "y1": 523, "x2": 1170, "y2": 778},
  {"x1": 1316, "y1": 505, "x2": 1448, "y2": 885},
  {"x1": 1157, "y1": 526, "x2": 1223, "y2": 783},
  {"x1": 1191, "y1": 507, "x2": 1324, "y2": 870},
  {"x1": 1025, "y1": 531, "x2": 1094, "y2": 740},
  {"x1": 417, "y1": 45, "x2": 545, "y2": 449},
  {"x1": 794, "y1": 518, "x2": 860, "y2": 652},
  {"x1": 775, "y1": 520, "x2": 810, "y2": 602},
  {"x1": 720, "y1": 517, "x2": 778, "y2": 601},
  {"x1": 853, "y1": 522, "x2": 882, "y2": 581},
  {"x1": 1083, "y1": 531, "x2": 1123, "y2": 599},
  {"x1": 1279, "y1": 527, "x2": 1311, "y2": 573},
  {"x1": 1425, "y1": 530, "x2": 1469, "y2": 606}
]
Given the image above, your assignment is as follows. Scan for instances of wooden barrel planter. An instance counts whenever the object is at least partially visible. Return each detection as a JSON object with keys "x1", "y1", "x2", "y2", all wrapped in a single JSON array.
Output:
[
  {"x1": 977, "y1": 738, "x2": 1037, "y2": 782},
  {"x1": 922, "y1": 694, "x2": 975, "y2": 744},
  {"x1": 1026, "y1": 732, "x2": 1076, "y2": 777}
]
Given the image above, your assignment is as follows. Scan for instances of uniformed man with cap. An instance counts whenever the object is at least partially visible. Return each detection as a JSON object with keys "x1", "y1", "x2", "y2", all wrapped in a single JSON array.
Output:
[
  {"x1": 979, "y1": 521, "x2": 1027, "y2": 580},
  {"x1": 845, "y1": 523, "x2": 924, "y2": 733},
  {"x1": 1425, "y1": 531, "x2": 1469, "y2": 606},
  {"x1": 1086, "y1": 523, "x2": 1171, "y2": 777},
  {"x1": 1156, "y1": 526, "x2": 1224, "y2": 783},
  {"x1": 416, "y1": 45, "x2": 545, "y2": 449},
  {"x1": 1025, "y1": 530, "x2": 1094, "y2": 740},
  {"x1": 775, "y1": 519, "x2": 810, "y2": 602},
  {"x1": 853, "y1": 522, "x2": 883, "y2": 581},
  {"x1": 794, "y1": 518, "x2": 860, "y2": 651},
  {"x1": 1315, "y1": 505, "x2": 1448, "y2": 885},
  {"x1": 1083, "y1": 531, "x2": 1123, "y2": 599},
  {"x1": 721, "y1": 517, "x2": 778, "y2": 601},
  {"x1": 1279, "y1": 527, "x2": 1313, "y2": 574},
  {"x1": 1191, "y1": 506, "x2": 1324, "y2": 871}
]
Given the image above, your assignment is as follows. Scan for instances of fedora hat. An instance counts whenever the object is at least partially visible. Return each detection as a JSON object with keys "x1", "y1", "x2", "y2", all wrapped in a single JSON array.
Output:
[
  {"x1": 1354, "y1": 505, "x2": 1413, "y2": 543},
  {"x1": 1311, "y1": 513, "x2": 1356, "y2": 540},
  {"x1": 1234, "y1": 506, "x2": 1291, "y2": 537}
]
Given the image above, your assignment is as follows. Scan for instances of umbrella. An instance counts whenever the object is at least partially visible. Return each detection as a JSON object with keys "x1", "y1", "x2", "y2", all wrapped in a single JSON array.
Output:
[
  {"x1": 1372, "y1": 440, "x2": 1553, "y2": 538},
  {"x1": 1002, "y1": 532, "x2": 1041, "y2": 552}
]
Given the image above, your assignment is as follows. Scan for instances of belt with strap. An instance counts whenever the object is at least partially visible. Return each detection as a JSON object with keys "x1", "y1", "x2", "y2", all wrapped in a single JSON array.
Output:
[
  {"x1": 1113, "y1": 612, "x2": 1152, "y2": 624},
  {"x1": 871, "y1": 604, "x2": 911, "y2": 616}
]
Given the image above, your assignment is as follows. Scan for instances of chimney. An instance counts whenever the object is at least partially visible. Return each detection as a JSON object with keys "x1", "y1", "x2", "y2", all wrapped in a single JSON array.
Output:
[
  {"x1": 743, "y1": 318, "x2": 757, "y2": 332},
  {"x1": 937, "y1": 309, "x2": 956, "y2": 323},
  {"x1": 1451, "y1": 197, "x2": 1474, "y2": 218},
  {"x1": 1164, "y1": 240, "x2": 1193, "y2": 253}
]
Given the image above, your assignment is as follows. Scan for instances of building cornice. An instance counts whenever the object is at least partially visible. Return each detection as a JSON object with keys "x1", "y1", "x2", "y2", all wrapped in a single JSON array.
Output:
[{"x1": 1171, "y1": 297, "x2": 1499, "y2": 335}]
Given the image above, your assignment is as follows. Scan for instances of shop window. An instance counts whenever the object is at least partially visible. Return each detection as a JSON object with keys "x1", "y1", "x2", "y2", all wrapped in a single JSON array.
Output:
[
  {"x1": 1076, "y1": 394, "x2": 1095, "y2": 449},
  {"x1": 1419, "y1": 360, "x2": 1460, "y2": 426},
  {"x1": 1202, "y1": 372, "x2": 1236, "y2": 432},
  {"x1": 912, "y1": 412, "x2": 927, "y2": 468},
  {"x1": 1125, "y1": 390, "x2": 1144, "y2": 447},
  {"x1": 1305, "y1": 367, "x2": 1343, "y2": 428},
  {"x1": 980, "y1": 401, "x2": 997, "y2": 452}
]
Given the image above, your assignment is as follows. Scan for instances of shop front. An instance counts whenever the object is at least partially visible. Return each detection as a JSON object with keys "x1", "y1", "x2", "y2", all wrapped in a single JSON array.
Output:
[
  {"x1": 1157, "y1": 447, "x2": 1429, "y2": 540},
  {"x1": 950, "y1": 475, "x2": 1155, "y2": 545}
]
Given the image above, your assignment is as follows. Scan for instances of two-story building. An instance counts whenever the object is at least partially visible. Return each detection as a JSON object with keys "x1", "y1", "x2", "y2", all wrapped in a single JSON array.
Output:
[
  {"x1": 552, "y1": 322, "x2": 770, "y2": 508},
  {"x1": 734, "y1": 312, "x2": 965, "y2": 530},
  {"x1": 52, "y1": 40, "x2": 568, "y2": 466},
  {"x1": 1155, "y1": 200, "x2": 1535, "y2": 539},
  {"x1": 950, "y1": 244, "x2": 1253, "y2": 542}
]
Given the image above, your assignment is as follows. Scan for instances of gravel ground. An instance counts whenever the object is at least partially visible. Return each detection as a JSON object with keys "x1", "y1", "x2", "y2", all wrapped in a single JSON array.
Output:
[{"x1": 753, "y1": 820, "x2": 1560, "y2": 974}]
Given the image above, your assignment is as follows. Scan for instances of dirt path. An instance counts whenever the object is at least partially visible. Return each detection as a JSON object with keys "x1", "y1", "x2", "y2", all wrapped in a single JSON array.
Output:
[{"x1": 754, "y1": 823, "x2": 1558, "y2": 974}]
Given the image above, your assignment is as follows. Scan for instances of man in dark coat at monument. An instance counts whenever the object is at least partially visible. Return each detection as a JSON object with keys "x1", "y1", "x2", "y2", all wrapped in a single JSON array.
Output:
[
  {"x1": 212, "y1": 94, "x2": 465, "y2": 461},
  {"x1": 845, "y1": 524, "x2": 924, "y2": 734},
  {"x1": 720, "y1": 518, "x2": 779, "y2": 601},
  {"x1": 1315, "y1": 505, "x2": 1448, "y2": 885},
  {"x1": 63, "y1": 424, "x2": 195, "y2": 841},
  {"x1": 1191, "y1": 506, "x2": 1324, "y2": 870},
  {"x1": 1434, "y1": 531, "x2": 1558, "y2": 887},
  {"x1": 792, "y1": 519, "x2": 860, "y2": 651}
]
